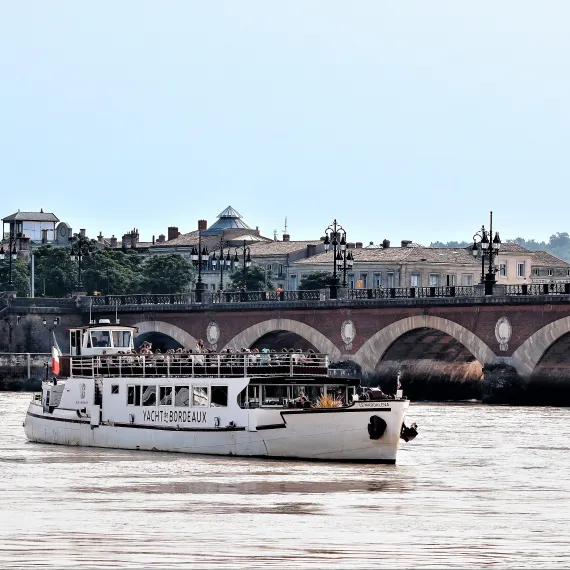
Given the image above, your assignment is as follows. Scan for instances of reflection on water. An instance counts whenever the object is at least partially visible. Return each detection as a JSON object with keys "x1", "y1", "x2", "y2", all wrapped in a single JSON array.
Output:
[{"x1": 1, "y1": 393, "x2": 570, "y2": 568}]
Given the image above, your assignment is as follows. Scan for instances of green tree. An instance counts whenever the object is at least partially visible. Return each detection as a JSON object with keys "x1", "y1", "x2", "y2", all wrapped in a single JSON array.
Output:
[
  {"x1": 141, "y1": 254, "x2": 193, "y2": 294},
  {"x1": 33, "y1": 245, "x2": 76, "y2": 297},
  {"x1": 228, "y1": 263, "x2": 274, "y2": 291},
  {"x1": 0, "y1": 258, "x2": 30, "y2": 296},
  {"x1": 299, "y1": 271, "x2": 337, "y2": 290},
  {"x1": 81, "y1": 249, "x2": 145, "y2": 295}
]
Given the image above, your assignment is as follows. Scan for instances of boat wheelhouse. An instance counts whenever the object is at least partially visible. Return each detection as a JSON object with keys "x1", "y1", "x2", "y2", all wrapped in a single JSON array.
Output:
[{"x1": 25, "y1": 323, "x2": 416, "y2": 463}]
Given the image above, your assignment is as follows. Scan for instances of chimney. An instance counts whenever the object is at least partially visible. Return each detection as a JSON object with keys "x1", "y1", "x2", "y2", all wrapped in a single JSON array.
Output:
[
  {"x1": 130, "y1": 229, "x2": 138, "y2": 249},
  {"x1": 168, "y1": 226, "x2": 180, "y2": 241},
  {"x1": 198, "y1": 220, "x2": 207, "y2": 231},
  {"x1": 158, "y1": 234, "x2": 166, "y2": 243},
  {"x1": 80, "y1": 228, "x2": 86, "y2": 237},
  {"x1": 347, "y1": 242, "x2": 355, "y2": 249},
  {"x1": 121, "y1": 234, "x2": 128, "y2": 249},
  {"x1": 355, "y1": 242, "x2": 363, "y2": 249},
  {"x1": 382, "y1": 239, "x2": 390, "y2": 249},
  {"x1": 110, "y1": 235, "x2": 117, "y2": 248},
  {"x1": 401, "y1": 240, "x2": 412, "y2": 248},
  {"x1": 152, "y1": 235, "x2": 155, "y2": 245},
  {"x1": 283, "y1": 233, "x2": 290, "y2": 242},
  {"x1": 98, "y1": 231, "x2": 104, "y2": 243}
]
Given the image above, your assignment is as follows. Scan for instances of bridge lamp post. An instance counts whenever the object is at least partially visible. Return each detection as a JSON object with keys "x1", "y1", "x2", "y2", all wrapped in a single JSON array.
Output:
[
  {"x1": 323, "y1": 219, "x2": 347, "y2": 298},
  {"x1": 191, "y1": 234, "x2": 208, "y2": 303},
  {"x1": 0, "y1": 230, "x2": 19, "y2": 289},
  {"x1": 337, "y1": 248, "x2": 354, "y2": 288},
  {"x1": 210, "y1": 236, "x2": 232, "y2": 292},
  {"x1": 239, "y1": 240, "x2": 251, "y2": 290},
  {"x1": 69, "y1": 233, "x2": 93, "y2": 291},
  {"x1": 472, "y1": 211, "x2": 501, "y2": 295}
]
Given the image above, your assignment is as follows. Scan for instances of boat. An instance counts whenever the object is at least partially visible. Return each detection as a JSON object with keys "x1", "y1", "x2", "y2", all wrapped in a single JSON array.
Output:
[{"x1": 23, "y1": 321, "x2": 417, "y2": 463}]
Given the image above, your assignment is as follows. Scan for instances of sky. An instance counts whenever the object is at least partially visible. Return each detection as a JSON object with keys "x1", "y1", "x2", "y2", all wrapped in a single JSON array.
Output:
[{"x1": 1, "y1": 1, "x2": 569, "y2": 246}]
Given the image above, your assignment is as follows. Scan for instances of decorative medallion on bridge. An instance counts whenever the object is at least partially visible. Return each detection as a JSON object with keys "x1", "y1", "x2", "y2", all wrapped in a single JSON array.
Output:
[
  {"x1": 341, "y1": 319, "x2": 356, "y2": 352},
  {"x1": 495, "y1": 317, "x2": 512, "y2": 352},
  {"x1": 206, "y1": 321, "x2": 220, "y2": 350}
]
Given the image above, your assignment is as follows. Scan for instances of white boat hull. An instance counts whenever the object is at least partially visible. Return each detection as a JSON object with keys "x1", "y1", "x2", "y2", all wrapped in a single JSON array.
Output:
[{"x1": 24, "y1": 400, "x2": 409, "y2": 463}]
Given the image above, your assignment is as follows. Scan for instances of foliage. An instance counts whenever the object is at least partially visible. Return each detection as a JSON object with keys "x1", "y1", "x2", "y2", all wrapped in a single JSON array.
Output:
[
  {"x1": 81, "y1": 249, "x2": 145, "y2": 295},
  {"x1": 431, "y1": 232, "x2": 570, "y2": 262},
  {"x1": 227, "y1": 263, "x2": 274, "y2": 291},
  {"x1": 141, "y1": 254, "x2": 193, "y2": 294},
  {"x1": 298, "y1": 271, "x2": 337, "y2": 290},
  {"x1": 0, "y1": 258, "x2": 30, "y2": 297},
  {"x1": 33, "y1": 245, "x2": 76, "y2": 297}
]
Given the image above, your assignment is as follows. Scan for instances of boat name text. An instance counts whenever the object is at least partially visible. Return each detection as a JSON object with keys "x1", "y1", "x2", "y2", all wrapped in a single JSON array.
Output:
[{"x1": 142, "y1": 410, "x2": 207, "y2": 423}]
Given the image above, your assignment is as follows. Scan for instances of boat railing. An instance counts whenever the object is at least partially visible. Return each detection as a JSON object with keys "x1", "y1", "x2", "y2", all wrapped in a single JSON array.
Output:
[{"x1": 65, "y1": 352, "x2": 330, "y2": 379}]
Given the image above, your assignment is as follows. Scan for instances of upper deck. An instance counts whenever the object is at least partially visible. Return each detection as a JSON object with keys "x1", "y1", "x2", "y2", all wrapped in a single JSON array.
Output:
[{"x1": 58, "y1": 352, "x2": 352, "y2": 381}]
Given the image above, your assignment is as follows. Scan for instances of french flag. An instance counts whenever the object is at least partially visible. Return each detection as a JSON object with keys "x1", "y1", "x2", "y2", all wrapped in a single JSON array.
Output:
[{"x1": 52, "y1": 332, "x2": 62, "y2": 376}]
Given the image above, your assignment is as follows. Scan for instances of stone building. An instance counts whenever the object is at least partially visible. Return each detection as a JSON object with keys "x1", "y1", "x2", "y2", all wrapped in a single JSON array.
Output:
[{"x1": 529, "y1": 251, "x2": 570, "y2": 283}]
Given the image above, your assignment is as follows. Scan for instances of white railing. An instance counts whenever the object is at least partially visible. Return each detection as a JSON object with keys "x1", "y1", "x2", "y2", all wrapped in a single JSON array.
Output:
[
  {"x1": 67, "y1": 352, "x2": 330, "y2": 379},
  {"x1": 0, "y1": 353, "x2": 51, "y2": 379}
]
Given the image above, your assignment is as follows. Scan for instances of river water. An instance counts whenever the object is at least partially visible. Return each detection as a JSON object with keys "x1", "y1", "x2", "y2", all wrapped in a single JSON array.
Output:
[{"x1": 1, "y1": 393, "x2": 569, "y2": 569}]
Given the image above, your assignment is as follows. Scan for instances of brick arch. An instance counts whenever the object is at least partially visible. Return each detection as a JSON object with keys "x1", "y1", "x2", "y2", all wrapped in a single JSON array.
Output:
[
  {"x1": 354, "y1": 315, "x2": 498, "y2": 374},
  {"x1": 223, "y1": 318, "x2": 342, "y2": 360},
  {"x1": 511, "y1": 316, "x2": 570, "y2": 378},
  {"x1": 132, "y1": 320, "x2": 198, "y2": 350}
]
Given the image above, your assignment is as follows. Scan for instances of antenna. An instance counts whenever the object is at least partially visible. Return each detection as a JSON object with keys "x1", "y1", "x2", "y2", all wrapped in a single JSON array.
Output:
[
  {"x1": 283, "y1": 217, "x2": 288, "y2": 235},
  {"x1": 273, "y1": 229, "x2": 277, "y2": 241}
]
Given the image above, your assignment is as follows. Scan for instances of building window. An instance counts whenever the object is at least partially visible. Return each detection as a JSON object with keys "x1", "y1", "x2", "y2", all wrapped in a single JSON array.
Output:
[
  {"x1": 360, "y1": 273, "x2": 368, "y2": 288},
  {"x1": 548, "y1": 269, "x2": 553, "y2": 276},
  {"x1": 462, "y1": 274, "x2": 473, "y2": 286},
  {"x1": 290, "y1": 274, "x2": 297, "y2": 290},
  {"x1": 267, "y1": 264, "x2": 272, "y2": 272},
  {"x1": 111, "y1": 385, "x2": 119, "y2": 395},
  {"x1": 429, "y1": 273, "x2": 439, "y2": 287},
  {"x1": 374, "y1": 273, "x2": 382, "y2": 288},
  {"x1": 211, "y1": 284, "x2": 216, "y2": 291},
  {"x1": 567, "y1": 270, "x2": 570, "y2": 277},
  {"x1": 410, "y1": 273, "x2": 420, "y2": 287},
  {"x1": 500, "y1": 264, "x2": 507, "y2": 277},
  {"x1": 278, "y1": 264, "x2": 283, "y2": 276},
  {"x1": 533, "y1": 269, "x2": 539, "y2": 276},
  {"x1": 387, "y1": 272, "x2": 395, "y2": 288},
  {"x1": 446, "y1": 274, "x2": 457, "y2": 286},
  {"x1": 349, "y1": 273, "x2": 355, "y2": 289},
  {"x1": 517, "y1": 262, "x2": 526, "y2": 278}
]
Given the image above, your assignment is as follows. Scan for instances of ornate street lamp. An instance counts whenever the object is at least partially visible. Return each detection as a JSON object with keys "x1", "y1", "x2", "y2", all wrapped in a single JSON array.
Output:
[
  {"x1": 241, "y1": 240, "x2": 252, "y2": 290},
  {"x1": 191, "y1": 233, "x2": 208, "y2": 302},
  {"x1": 323, "y1": 220, "x2": 353, "y2": 297},
  {"x1": 0, "y1": 230, "x2": 19, "y2": 290},
  {"x1": 210, "y1": 236, "x2": 232, "y2": 292},
  {"x1": 472, "y1": 211, "x2": 501, "y2": 295},
  {"x1": 69, "y1": 232, "x2": 94, "y2": 291}
]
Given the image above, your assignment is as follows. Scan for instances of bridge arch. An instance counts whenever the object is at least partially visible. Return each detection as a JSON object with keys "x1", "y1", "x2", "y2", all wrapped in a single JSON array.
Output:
[
  {"x1": 132, "y1": 320, "x2": 198, "y2": 350},
  {"x1": 511, "y1": 316, "x2": 570, "y2": 378},
  {"x1": 354, "y1": 315, "x2": 498, "y2": 374},
  {"x1": 223, "y1": 318, "x2": 342, "y2": 360}
]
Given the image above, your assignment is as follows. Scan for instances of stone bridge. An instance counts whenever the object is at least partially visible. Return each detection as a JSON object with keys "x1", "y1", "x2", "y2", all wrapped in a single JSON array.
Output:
[{"x1": 4, "y1": 291, "x2": 570, "y2": 403}]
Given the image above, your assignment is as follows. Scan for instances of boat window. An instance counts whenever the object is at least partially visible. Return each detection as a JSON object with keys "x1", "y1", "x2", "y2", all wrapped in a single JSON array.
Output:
[
  {"x1": 175, "y1": 386, "x2": 189, "y2": 407},
  {"x1": 291, "y1": 386, "x2": 307, "y2": 400},
  {"x1": 142, "y1": 385, "x2": 157, "y2": 406},
  {"x1": 192, "y1": 385, "x2": 208, "y2": 407},
  {"x1": 306, "y1": 386, "x2": 322, "y2": 403},
  {"x1": 127, "y1": 385, "x2": 135, "y2": 405},
  {"x1": 262, "y1": 385, "x2": 288, "y2": 406},
  {"x1": 111, "y1": 385, "x2": 119, "y2": 395},
  {"x1": 159, "y1": 386, "x2": 173, "y2": 406},
  {"x1": 112, "y1": 330, "x2": 132, "y2": 348},
  {"x1": 211, "y1": 386, "x2": 228, "y2": 407},
  {"x1": 91, "y1": 330, "x2": 111, "y2": 348}
]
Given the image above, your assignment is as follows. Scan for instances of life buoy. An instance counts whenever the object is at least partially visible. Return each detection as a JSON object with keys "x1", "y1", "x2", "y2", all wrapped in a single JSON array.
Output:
[{"x1": 367, "y1": 415, "x2": 387, "y2": 440}]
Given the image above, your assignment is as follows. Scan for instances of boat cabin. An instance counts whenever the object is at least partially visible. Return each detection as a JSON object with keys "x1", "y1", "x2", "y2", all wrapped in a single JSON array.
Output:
[{"x1": 69, "y1": 320, "x2": 136, "y2": 357}]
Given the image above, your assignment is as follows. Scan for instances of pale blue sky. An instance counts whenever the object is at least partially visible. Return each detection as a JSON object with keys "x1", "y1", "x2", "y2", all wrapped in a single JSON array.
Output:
[{"x1": 1, "y1": 1, "x2": 569, "y2": 246}]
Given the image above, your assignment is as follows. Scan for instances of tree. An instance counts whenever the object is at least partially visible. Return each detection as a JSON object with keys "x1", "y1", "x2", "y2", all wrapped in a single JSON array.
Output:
[
  {"x1": 299, "y1": 271, "x2": 337, "y2": 290},
  {"x1": 227, "y1": 263, "x2": 274, "y2": 291},
  {"x1": 141, "y1": 254, "x2": 193, "y2": 294},
  {"x1": 81, "y1": 249, "x2": 145, "y2": 295},
  {"x1": 33, "y1": 245, "x2": 76, "y2": 297},
  {"x1": 0, "y1": 258, "x2": 30, "y2": 297}
]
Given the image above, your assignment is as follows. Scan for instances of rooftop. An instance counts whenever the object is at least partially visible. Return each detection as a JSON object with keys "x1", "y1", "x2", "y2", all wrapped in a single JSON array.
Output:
[
  {"x1": 3, "y1": 210, "x2": 60, "y2": 223},
  {"x1": 295, "y1": 246, "x2": 480, "y2": 265},
  {"x1": 531, "y1": 250, "x2": 570, "y2": 268}
]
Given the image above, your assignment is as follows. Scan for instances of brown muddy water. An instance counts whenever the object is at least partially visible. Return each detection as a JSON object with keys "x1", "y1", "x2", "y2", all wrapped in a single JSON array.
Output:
[{"x1": 1, "y1": 393, "x2": 569, "y2": 568}]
